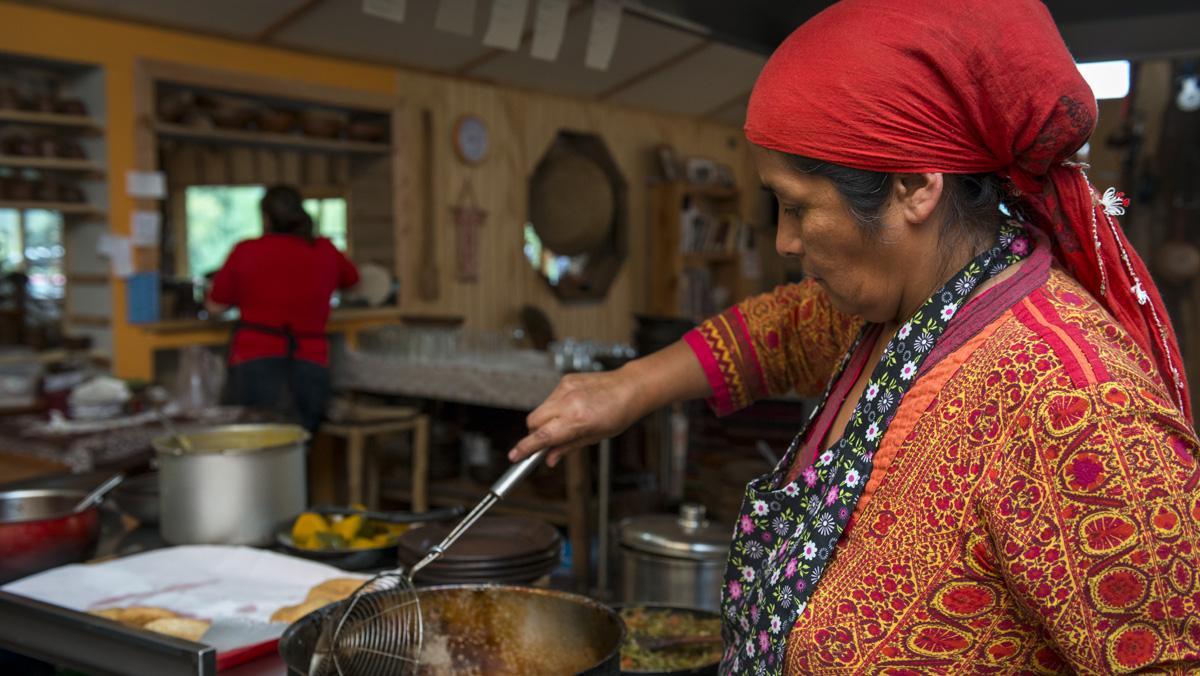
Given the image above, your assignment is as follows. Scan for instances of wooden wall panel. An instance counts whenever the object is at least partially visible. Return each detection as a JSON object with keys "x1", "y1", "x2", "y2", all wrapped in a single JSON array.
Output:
[
  {"x1": 349, "y1": 155, "x2": 395, "y2": 270},
  {"x1": 393, "y1": 71, "x2": 757, "y2": 344}
]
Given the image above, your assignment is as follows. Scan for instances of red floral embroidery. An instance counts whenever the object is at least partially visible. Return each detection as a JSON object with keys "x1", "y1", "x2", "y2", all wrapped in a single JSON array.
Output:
[
  {"x1": 910, "y1": 625, "x2": 969, "y2": 655},
  {"x1": 1067, "y1": 453, "x2": 1104, "y2": 491},
  {"x1": 1094, "y1": 568, "x2": 1146, "y2": 609},
  {"x1": 1111, "y1": 626, "x2": 1160, "y2": 669},
  {"x1": 1045, "y1": 393, "x2": 1090, "y2": 434},
  {"x1": 1081, "y1": 514, "x2": 1136, "y2": 553}
]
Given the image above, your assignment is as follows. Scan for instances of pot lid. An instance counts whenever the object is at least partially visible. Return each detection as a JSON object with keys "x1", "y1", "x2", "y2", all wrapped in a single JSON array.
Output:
[{"x1": 618, "y1": 503, "x2": 729, "y2": 561}]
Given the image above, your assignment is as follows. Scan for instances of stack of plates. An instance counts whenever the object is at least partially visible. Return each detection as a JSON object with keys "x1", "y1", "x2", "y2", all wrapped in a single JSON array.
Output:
[{"x1": 396, "y1": 516, "x2": 561, "y2": 585}]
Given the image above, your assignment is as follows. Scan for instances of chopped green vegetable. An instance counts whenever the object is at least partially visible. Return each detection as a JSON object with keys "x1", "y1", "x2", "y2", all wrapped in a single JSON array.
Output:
[{"x1": 619, "y1": 607, "x2": 722, "y2": 672}]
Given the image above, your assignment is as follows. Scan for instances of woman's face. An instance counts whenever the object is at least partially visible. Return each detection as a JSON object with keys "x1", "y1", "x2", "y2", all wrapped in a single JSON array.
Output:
[{"x1": 752, "y1": 145, "x2": 930, "y2": 324}]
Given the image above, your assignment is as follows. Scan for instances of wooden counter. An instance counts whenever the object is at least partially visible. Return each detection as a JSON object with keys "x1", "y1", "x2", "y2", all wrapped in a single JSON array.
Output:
[{"x1": 133, "y1": 307, "x2": 403, "y2": 352}]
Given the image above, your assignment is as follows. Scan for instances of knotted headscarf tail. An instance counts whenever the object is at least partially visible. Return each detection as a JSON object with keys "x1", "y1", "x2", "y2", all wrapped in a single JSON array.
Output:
[{"x1": 745, "y1": 0, "x2": 1191, "y2": 422}]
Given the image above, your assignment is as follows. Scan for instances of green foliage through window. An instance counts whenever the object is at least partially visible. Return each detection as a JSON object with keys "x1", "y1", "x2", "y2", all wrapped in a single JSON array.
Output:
[
  {"x1": 0, "y1": 208, "x2": 65, "y2": 300},
  {"x1": 185, "y1": 185, "x2": 348, "y2": 277}
]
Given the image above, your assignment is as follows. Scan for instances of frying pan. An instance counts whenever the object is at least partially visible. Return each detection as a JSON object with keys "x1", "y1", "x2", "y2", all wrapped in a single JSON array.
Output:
[
  {"x1": 275, "y1": 506, "x2": 464, "y2": 571},
  {"x1": 0, "y1": 488, "x2": 101, "y2": 584},
  {"x1": 279, "y1": 584, "x2": 625, "y2": 675}
]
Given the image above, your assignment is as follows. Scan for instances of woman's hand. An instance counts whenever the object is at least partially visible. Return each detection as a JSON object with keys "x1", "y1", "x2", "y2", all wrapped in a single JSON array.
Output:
[
  {"x1": 508, "y1": 369, "x2": 642, "y2": 468},
  {"x1": 509, "y1": 341, "x2": 712, "y2": 467}
]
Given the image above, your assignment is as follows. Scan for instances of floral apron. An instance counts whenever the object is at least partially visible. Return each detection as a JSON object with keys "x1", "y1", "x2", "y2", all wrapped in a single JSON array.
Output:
[{"x1": 720, "y1": 222, "x2": 1030, "y2": 675}]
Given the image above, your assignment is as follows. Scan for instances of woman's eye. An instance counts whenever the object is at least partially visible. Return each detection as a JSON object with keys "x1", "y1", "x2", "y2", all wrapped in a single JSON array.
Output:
[{"x1": 782, "y1": 206, "x2": 804, "y2": 218}]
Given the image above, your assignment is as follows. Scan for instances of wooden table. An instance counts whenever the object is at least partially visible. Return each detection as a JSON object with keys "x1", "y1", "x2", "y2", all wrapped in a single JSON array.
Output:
[
  {"x1": 0, "y1": 452, "x2": 68, "y2": 485},
  {"x1": 333, "y1": 350, "x2": 596, "y2": 590}
]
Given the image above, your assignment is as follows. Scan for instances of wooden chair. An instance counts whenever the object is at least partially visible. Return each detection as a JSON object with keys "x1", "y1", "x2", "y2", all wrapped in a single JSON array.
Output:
[{"x1": 319, "y1": 399, "x2": 431, "y2": 511}]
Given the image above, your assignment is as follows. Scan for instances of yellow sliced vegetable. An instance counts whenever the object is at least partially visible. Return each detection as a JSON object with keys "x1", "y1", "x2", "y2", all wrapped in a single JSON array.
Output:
[
  {"x1": 291, "y1": 512, "x2": 329, "y2": 542},
  {"x1": 332, "y1": 514, "x2": 363, "y2": 541}
]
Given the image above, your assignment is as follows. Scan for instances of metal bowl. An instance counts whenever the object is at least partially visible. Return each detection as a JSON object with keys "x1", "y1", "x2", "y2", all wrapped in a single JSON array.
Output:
[
  {"x1": 111, "y1": 472, "x2": 159, "y2": 525},
  {"x1": 274, "y1": 506, "x2": 464, "y2": 571},
  {"x1": 279, "y1": 584, "x2": 625, "y2": 675}
]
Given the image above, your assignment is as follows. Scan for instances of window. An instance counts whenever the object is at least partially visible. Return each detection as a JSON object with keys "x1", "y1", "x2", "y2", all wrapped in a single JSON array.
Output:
[
  {"x1": 184, "y1": 185, "x2": 348, "y2": 276},
  {"x1": 0, "y1": 208, "x2": 65, "y2": 301},
  {"x1": 1077, "y1": 60, "x2": 1130, "y2": 100}
]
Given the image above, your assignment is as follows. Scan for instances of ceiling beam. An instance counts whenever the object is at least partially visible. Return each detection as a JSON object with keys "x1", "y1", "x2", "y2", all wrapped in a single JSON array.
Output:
[
  {"x1": 595, "y1": 40, "x2": 709, "y2": 101},
  {"x1": 255, "y1": 0, "x2": 325, "y2": 43},
  {"x1": 455, "y1": 0, "x2": 589, "y2": 76}
]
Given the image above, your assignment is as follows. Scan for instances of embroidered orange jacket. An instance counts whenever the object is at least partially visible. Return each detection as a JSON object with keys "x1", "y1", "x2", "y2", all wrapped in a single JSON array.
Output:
[{"x1": 688, "y1": 267, "x2": 1200, "y2": 674}]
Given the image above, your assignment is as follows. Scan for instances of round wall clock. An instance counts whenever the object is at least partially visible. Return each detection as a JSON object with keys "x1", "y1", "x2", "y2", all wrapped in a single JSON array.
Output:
[{"x1": 453, "y1": 114, "x2": 488, "y2": 165}]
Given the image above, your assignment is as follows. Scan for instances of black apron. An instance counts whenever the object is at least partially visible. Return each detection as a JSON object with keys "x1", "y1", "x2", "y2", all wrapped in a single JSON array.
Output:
[{"x1": 225, "y1": 320, "x2": 329, "y2": 431}]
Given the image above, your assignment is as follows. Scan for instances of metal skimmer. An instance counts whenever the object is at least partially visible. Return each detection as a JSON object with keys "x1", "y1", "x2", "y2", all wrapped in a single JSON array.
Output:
[{"x1": 309, "y1": 449, "x2": 548, "y2": 676}]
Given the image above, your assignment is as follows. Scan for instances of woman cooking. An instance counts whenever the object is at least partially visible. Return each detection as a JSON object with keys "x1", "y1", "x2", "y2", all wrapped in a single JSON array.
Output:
[
  {"x1": 206, "y1": 185, "x2": 359, "y2": 434},
  {"x1": 511, "y1": 0, "x2": 1200, "y2": 672}
]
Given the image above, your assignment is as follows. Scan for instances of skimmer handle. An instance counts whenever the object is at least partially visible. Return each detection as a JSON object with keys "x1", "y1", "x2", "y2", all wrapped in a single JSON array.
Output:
[{"x1": 490, "y1": 448, "x2": 547, "y2": 499}]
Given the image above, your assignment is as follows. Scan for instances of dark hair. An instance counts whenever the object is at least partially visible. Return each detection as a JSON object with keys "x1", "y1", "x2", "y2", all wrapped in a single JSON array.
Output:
[
  {"x1": 784, "y1": 155, "x2": 1008, "y2": 250},
  {"x1": 261, "y1": 184, "x2": 314, "y2": 242}
]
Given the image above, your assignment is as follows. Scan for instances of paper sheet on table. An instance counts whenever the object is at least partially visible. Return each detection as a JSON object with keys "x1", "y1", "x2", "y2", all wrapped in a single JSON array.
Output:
[{"x1": 2, "y1": 545, "x2": 366, "y2": 624}]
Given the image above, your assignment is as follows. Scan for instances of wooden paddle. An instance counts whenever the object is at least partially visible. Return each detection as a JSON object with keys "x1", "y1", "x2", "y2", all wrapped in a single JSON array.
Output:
[{"x1": 416, "y1": 108, "x2": 440, "y2": 301}]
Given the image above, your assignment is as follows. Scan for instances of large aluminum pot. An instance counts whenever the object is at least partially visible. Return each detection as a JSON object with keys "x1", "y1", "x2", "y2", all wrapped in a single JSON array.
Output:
[
  {"x1": 618, "y1": 504, "x2": 729, "y2": 613},
  {"x1": 154, "y1": 424, "x2": 308, "y2": 546},
  {"x1": 279, "y1": 584, "x2": 625, "y2": 675},
  {"x1": 0, "y1": 488, "x2": 100, "y2": 584}
]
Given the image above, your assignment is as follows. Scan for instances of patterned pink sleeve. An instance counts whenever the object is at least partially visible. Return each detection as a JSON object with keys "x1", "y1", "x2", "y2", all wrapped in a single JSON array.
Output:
[{"x1": 684, "y1": 280, "x2": 862, "y2": 415}]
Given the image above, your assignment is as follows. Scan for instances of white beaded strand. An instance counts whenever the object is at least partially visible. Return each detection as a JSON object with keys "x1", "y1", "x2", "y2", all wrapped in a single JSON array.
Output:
[{"x1": 1074, "y1": 165, "x2": 1188, "y2": 413}]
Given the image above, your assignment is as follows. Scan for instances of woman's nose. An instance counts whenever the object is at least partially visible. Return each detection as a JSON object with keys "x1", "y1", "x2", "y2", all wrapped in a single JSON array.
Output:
[{"x1": 776, "y1": 228, "x2": 804, "y2": 258}]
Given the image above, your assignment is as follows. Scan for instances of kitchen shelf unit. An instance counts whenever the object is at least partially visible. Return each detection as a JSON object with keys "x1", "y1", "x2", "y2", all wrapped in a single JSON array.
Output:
[
  {"x1": 0, "y1": 109, "x2": 102, "y2": 133},
  {"x1": 0, "y1": 51, "x2": 111, "y2": 355},
  {"x1": 648, "y1": 180, "x2": 751, "y2": 320},
  {"x1": 0, "y1": 155, "x2": 104, "y2": 174}
]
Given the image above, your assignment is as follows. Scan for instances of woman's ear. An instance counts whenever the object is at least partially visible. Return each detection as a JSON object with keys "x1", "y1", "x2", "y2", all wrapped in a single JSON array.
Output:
[{"x1": 893, "y1": 173, "x2": 944, "y2": 225}]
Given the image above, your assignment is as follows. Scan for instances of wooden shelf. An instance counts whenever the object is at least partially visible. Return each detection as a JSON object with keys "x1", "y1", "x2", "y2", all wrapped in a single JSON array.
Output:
[
  {"x1": 154, "y1": 122, "x2": 391, "y2": 155},
  {"x1": 0, "y1": 200, "x2": 105, "y2": 217},
  {"x1": 0, "y1": 109, "x2": 103, "y2": 132},
  {"x1": 0, "y1": 155, "x2": 103, "y2": 174}
]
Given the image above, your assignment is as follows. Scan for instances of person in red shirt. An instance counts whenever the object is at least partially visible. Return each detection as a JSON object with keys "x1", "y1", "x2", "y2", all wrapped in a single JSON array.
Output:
[{"x1": 206, "y1": 185, "x2": 359, "y2": 433}]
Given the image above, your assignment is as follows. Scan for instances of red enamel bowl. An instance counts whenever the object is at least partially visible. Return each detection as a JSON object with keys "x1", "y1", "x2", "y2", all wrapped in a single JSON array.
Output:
[{"x1": 0, "y1": 488, "x2": 101, "y2": 584}]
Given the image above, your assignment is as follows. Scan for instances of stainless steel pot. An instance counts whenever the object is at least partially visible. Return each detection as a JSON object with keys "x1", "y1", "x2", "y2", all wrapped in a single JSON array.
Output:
[
  {"x1": 618, "y1": 504, "x2": 728, "y2": 613},
  {"x1": 153, "y1": 424, "x2": 308, "y2": 546}
]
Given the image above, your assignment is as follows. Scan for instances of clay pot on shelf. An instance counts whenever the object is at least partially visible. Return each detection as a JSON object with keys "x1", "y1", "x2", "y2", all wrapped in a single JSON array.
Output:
[
  {"x1": 36, "y1": 136, "x2": 61, "y2": 158},
  {"x1": 54, "y1": 98, "x2": 87, "y2": 117},
  {"x1": 0, "y1": 87, "x2": 19, "y2": 110},
  {"x1": 258, "y1": 107, "x2": 298, "y2": 134},
  {"x1": 33, "y1": 178, "x2": 61, "y2": 202},
  {"x1": 347, "y1": 118, "x2": 387, "y2": 143},
  {"x1": 1, "y1": 135, "x2": 38, "y2": 157},
  {"x1": 211, "y1": 97, "x2": 256, "y2": 130},
  {"x1": 56, "y1": 140, "x2": 86, "y2": 160},
  {"x1": 157, "y1": 91, "x2": 208, "y2": 126},
  {"x1": 58, "y1": 184, "x2": 85, "y2": 204},
  {"x1": 301, "y1": 110, "x2": 346, "y2": 139},
  {"x1": 3, "y1": 177, "x2": 34, "y2": 201},
  {"x1": 31, "y1": 92, "x2": 57, "y2": 114}
]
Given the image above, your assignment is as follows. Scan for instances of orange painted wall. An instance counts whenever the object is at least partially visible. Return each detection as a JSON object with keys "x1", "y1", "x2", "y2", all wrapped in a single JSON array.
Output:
[{"x1": 0, "y1": 1, "x2": 396, "y2": 378}]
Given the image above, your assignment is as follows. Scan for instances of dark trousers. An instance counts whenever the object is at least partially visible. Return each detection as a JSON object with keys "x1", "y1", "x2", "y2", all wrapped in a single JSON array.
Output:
[{"x1": 223, "y1": 358, "x2": 331, "y2": 434}]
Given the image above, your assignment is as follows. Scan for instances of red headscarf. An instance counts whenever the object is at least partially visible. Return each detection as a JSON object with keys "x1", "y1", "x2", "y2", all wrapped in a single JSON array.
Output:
[{"x1": 746, "y1": 0, "x2": 1192, "y2": 422}]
